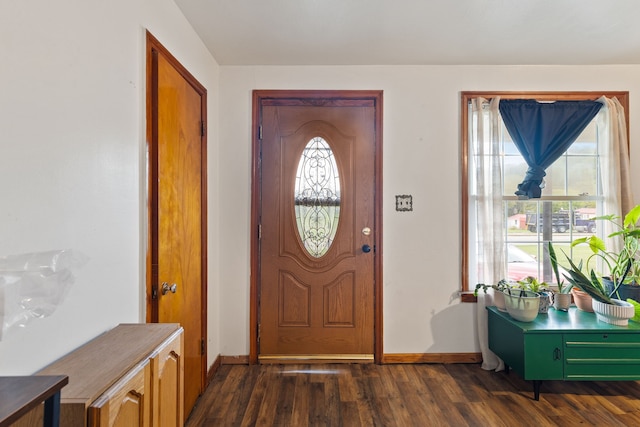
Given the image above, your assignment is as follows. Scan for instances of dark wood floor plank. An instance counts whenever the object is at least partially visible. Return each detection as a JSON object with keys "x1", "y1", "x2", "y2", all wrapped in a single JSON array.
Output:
[
  {"x1": 323, "y1": 368, "x2": 342, "y2": 426},
  {"x1": 457, "y1": 401, "x2": 507, "y2": 427},
  {"x1": 290, "y1": 368, "x2": 311, "y2": 427},
  {"x1": 185, "y1": 363, "x2": 640, "y2": 427},
  {"x1": 238, "y1": 366, "x2": 273, "y2": 426},
  {"x1": 338, "y1": 401, "x2": 361, "y2": 427},
  {"x1": 226, "y1": 366, "x2": 262, "y2": 426},
  {"x1": 253, "y1": 366, "x2": 282, "y2": 426},
  {"x1": 273, "y1": 375, "x2": 296, "y2": 426},
  {"x1": 308, "y1": 381, "x2": 326, "y2": 426},
  {"x1": 337, "y1": 366, "x2": 360, "y2": 402},
  {"x1": 397, "y1": 380, "x2": 446, "y2": 425}
]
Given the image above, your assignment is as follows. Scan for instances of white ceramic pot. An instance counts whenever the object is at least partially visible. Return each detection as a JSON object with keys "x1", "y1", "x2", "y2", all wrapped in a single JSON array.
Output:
[
  {"x1": 592, "y1": 299, "x2": 635, "y2": 326},
  {"x1": 503, "y1": 290, "x2": 540, "y2": 322},
  {"x1": 493, "y1": 290, "x2": 507, "y2": 312},
  {"x1": 552, "y1": 292, "x2": 572, "y2": 311}
]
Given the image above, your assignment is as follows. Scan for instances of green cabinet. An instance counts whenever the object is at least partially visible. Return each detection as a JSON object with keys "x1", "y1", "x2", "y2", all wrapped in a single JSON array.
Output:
[{"x1": 487, "y1": 306, "x2": 640, "y2": 399}]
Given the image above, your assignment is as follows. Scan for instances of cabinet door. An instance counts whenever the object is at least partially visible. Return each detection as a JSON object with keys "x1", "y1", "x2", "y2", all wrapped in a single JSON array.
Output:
[
  {"x1": 89, "y1": 361, "x2": 151, "y2": 427},
  {"x1": 523, "y1": 334, "x2": 563, "y2": 379},
  {"x1": 151, "y1": 330, "x2": 184, "y2": 427}
]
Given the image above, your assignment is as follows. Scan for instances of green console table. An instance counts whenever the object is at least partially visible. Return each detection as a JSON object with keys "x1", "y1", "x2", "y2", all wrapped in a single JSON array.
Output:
[{"x1": 487, "y1": 306, "x2": 640, "y2": 400}]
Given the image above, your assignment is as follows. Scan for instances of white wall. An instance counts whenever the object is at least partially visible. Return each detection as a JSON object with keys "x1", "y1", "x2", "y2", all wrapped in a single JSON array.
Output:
[
  {"x1": 218, "y1": 65, "x2": 640, "y2": 356},
  {"x1": 0, "y1": 0, "x2": 220, "y2": 374},
  {"x1": 2, "y1": 0, "x2": 640, "y2": 374}
]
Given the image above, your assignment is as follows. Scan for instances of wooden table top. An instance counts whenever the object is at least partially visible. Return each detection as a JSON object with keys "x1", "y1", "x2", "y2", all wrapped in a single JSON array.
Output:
[{"x1": 0, "y1": 375, "x2": 68, "y2": 427}]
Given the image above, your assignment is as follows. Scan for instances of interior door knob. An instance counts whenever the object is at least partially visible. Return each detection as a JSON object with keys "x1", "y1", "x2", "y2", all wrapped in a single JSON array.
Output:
[
  {"x1": 362, "y1": 244, "x2": 371, "y2": 253},
  {"x1": 162, "y1": 282, "x2": 178, "y2": 295}
]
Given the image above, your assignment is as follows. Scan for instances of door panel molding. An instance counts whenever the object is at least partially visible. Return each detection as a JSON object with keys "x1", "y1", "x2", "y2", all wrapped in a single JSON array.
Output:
[{"x1": 250, "y1": 90, "x2": 383, "y2": 364}]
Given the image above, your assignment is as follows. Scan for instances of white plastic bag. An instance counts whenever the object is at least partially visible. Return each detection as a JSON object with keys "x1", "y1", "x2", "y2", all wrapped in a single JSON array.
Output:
[{"x1": 0, "y1": 249, "x2": 88, "y2": 339}]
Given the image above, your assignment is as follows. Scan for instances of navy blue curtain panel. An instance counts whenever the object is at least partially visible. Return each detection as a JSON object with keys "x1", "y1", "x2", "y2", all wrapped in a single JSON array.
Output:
[{"x1": 498, "y1": 99, "x2": 602, "y2": 199}]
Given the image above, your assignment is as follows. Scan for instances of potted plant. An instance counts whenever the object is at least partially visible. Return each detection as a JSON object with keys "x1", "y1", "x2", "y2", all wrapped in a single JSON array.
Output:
[
  {"x1": 515, "y1": 276, "x2": 552, "y2": 313},
  {"x1": 571, "y1": 204, "x2": 640, "y2": 303},
  {"x1": 474, "y1": 279, "x2": 510, "y2": 312},
  {"x1": 476, "y1": 279, "x2": 541, "y2": 322},
  {"x1": 501, "y1": 285, "x2": 541, "y2": 322},
  {"x1": 548, "y1": 242, "x2": 573, "y2": 311},
  {"x1": 562, "y1": 256, "x2": 635, "y2": 325}
]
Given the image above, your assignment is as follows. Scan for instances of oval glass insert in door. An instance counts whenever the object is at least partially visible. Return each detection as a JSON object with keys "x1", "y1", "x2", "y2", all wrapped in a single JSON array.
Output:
[{"x1": 294, "y1": 136, "x2": 341, "y2": 258}]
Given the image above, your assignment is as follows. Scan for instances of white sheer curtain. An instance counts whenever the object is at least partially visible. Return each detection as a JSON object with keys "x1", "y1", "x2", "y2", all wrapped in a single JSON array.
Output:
[
  {"x1": 598, "y1": 96, "x2": 634, "y2": 256},
  {"x1": 470, "y1": 97, "x2": 505, "y2": 371}
]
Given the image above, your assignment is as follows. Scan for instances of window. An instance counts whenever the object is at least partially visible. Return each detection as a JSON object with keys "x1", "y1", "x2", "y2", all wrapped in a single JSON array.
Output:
[
  {"x1": 460, "y1": 92, "x2": 630, "y2": 299},
  {"x1": 294, "y1": 136, "x2": 341, "y2": 258}
]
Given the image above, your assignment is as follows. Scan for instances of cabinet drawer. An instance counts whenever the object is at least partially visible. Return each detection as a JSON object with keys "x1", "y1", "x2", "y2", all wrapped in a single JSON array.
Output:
[
  {"x1": 564, "y1": 362, "x2": 640, "y2": 379},
  {"x1": 564, "y1": 333, "x2": 640, "y2": 379},
  {"x1": 565, "y1": 333, "x2": 640, "y2": 360}
]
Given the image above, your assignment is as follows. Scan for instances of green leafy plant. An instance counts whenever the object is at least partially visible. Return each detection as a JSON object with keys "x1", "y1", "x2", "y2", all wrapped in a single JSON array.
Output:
[
  {"x1": 515, "y1": 276, "x2": 549, "y2": 294},
  {"x1": 628, "y1": 299, "x2": 640, "y2": 323},
  {"x1": 548, "y1": 242, "x2": 572, "y2": 294},
  {"x1": 571, "y1": 204, "x2": 640, "y2": 287},
  {"x1": 562, "y1": 255, "x2": 612, "y2": 304},
  {"x1": 474, "y1": 279, "x2": 510, "y2": 296}
]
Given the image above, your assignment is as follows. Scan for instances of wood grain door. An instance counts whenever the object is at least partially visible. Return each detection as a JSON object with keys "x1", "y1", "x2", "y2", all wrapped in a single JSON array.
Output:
[
  {"x1": 146, "y1": 32, "x2": 207, "y2": 416},
  {"x1": 253, "y1": 91, "x2": 382, "y2": 362}
]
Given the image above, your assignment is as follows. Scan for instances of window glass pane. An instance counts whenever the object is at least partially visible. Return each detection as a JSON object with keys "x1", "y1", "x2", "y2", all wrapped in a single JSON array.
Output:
[
  {"x1": 567, "y1": 139, "x2": 597, "y2": 155},
  {"x1": 567, "y1": 122, "x2": 597, "y2": 154},
  {"x1": 544, "y1": 158, "x2": 567, "y2": 196},
  {"x1": 294, "y1": 137, "x2": 340, "y2": 258},
  {"x1": 503, "y1": 156, "x2": 528, "y2": 195},
  {"x1": 502, "y1": 123, "x2": 520, "y2": 155},
  {"x1": 567, "y1": 156, "x2": 598, "y2": 196},
  {"x1": 506, "y1": 200, "x2": 575, "y2": 285}
]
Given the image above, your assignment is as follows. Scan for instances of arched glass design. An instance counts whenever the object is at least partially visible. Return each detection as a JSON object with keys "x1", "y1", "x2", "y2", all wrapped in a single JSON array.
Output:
[{"x1": 294, "y1": 136, "x2": 341, "y2": 258}]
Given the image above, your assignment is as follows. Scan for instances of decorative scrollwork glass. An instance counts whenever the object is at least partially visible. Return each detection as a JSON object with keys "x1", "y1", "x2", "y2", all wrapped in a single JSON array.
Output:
[{"x1": 294, "y1": 136, "x2": 341, "y2": 258}]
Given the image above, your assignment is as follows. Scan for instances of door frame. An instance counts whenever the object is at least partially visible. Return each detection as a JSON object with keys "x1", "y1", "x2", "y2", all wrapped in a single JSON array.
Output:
[
  {"x1": 249, "y1": 90, "x2": 383, "y2": 364},
  {"x1": 145, "y1": 30, "x2": 208, "y2": 384}
]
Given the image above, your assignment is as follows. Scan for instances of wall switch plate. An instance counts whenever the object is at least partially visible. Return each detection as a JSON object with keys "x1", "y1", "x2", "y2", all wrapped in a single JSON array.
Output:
[{"x1": 396, "y1": 195, "x2": 413, "y2": 212}]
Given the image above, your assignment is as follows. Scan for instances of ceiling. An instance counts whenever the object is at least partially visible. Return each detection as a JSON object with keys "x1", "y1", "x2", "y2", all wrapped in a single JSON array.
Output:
[{"x1": 174, "y1": 0, "x2": 640, "y2": 66}]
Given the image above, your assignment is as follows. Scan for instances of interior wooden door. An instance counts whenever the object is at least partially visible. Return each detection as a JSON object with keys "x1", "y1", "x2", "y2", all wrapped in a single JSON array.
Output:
[
  {"x1": 146, "y1": 31, "x2": 207, "y2": 416},
  {"x1": 254, "y1": 91, "x2": 382, "y2": 362}
]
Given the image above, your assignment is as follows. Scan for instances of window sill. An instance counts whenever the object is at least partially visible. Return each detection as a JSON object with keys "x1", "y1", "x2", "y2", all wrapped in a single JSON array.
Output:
[{"x1": 461, "y1": 293, "x2": 477, "y2": 303}]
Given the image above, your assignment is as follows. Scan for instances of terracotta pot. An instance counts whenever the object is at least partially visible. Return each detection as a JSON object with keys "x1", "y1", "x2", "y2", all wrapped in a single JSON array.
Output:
[{"x1": 571, "y1": 288, "x2": 594, "y2": 312}]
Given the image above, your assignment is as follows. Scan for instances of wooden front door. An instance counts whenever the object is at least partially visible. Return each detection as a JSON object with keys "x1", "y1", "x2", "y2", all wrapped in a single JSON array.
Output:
[
  {"x1": 146, "y1": 32, "x2": 207, "y2": 416},
  {"x1": 252, "y1": 90, "x2": 382, "y2": 362}
]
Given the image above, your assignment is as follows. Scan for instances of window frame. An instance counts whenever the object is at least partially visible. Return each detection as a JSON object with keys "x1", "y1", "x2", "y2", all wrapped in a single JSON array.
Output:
[{"x1": 460, "y1": 91, "x2": 629, "y2": 302}]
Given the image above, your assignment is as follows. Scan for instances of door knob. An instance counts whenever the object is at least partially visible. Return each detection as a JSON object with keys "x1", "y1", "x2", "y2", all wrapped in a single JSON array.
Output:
[
  {"x1": 161, "y1": 282, "x2": 178, "y2": 295},
  {"x1": 362, "y1": 244, "x2": 371, "y2": 253}
]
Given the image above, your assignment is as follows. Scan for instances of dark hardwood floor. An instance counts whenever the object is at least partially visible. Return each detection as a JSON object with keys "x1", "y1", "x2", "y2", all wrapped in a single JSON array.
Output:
[{"x1": 185, "y1": 363, "x2": 640, "y2": 426}]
